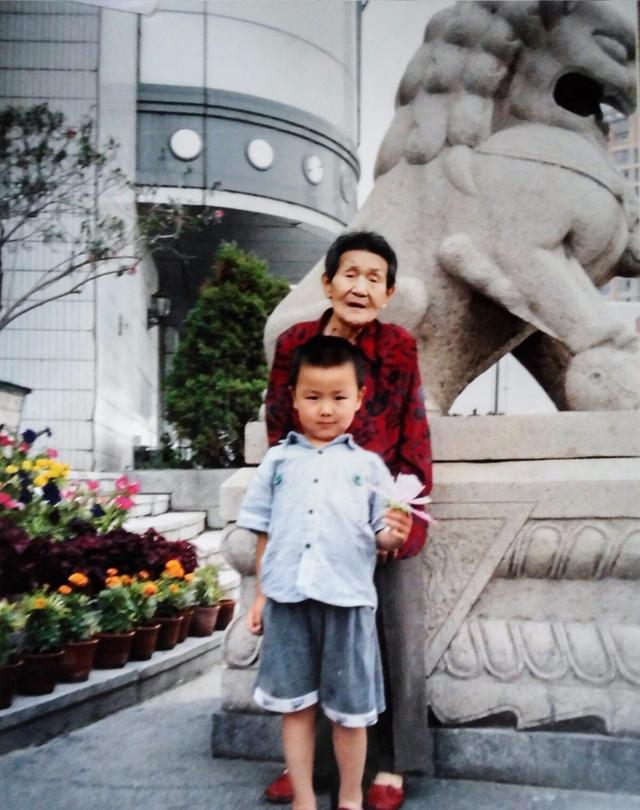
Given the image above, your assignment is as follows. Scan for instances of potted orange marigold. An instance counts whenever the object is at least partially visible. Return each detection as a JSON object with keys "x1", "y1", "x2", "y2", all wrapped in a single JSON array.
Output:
[
  {"x1": 93, "y1": 570, "x2": 136, "y2": 668},
  {"x1": 57, "y1": 572, "x2": 100, "y2": 682},
  {"x1": 17, "y1": 589, "x2": 67, "y2": 695},
  {"x1": 129, "y1": 573, "x2": 160, "y2": 661},
  {"x1": 154, "y1": 559, "x2": 192, "y2": 650}
]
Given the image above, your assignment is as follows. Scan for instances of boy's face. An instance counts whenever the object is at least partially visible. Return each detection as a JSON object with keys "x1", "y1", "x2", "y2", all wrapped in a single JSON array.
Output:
[
  {"x1": 291, "y1": 362, "x2": 364, "y2": 447},
  {"x1": 322, "y1": 249, "x2": 395, "y2": 330}
]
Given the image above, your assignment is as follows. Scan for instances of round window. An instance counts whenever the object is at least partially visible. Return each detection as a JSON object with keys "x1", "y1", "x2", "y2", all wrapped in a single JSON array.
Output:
[
  {"x1": 168, "y1": 129, "x2": 202, "y2": 161},
  {"x1": 246, "y1": 139, "x2": 275, "y2": 171},
  {"x1": 303, "y1": 154, "x2": 323, "y2": 185}
]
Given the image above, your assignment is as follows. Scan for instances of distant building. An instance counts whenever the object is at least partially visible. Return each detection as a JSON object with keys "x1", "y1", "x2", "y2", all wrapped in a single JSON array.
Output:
[
  {"x1": 0, "y1": 0, "x2": 361, "y2": 468},
  {"x1": 602, "y1": 107, "x2": 640, "y2": 302}
]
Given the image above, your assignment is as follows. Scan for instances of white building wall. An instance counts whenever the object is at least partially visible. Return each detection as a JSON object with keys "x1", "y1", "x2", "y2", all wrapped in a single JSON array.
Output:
[
  {"x1": 0, "y1": 1, "x2": 100, "y2": 469},
  {"x1": 0, "y1": 1, "x2": 160, "y2": 470}
]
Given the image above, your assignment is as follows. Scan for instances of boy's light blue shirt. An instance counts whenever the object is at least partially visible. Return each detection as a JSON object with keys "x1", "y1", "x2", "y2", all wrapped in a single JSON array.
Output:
[{"x1": 237, "y1": 431, "x2": 394, "y2": 609}]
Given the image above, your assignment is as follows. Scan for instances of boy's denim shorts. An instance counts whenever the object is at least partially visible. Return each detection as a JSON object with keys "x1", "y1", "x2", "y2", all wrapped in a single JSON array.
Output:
[{"x1": 253, "y1": 598, "x2": 385, "y2": 728}]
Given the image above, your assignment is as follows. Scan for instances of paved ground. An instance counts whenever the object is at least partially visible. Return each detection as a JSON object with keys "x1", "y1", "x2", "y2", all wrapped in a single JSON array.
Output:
[{"x1": 2, "y1": 668, "x2": 640, "y2": 810}]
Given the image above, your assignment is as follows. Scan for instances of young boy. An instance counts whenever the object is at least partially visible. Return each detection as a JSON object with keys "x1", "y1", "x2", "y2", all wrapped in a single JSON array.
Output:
[{"x1": 238, "y1": 335, "x2": 412, "y2": 810}]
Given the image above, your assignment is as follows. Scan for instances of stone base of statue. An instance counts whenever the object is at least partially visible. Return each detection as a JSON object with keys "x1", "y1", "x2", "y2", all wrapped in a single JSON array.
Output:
[{"x1": 211, "y1": 412, "x2": 640, "y2": 793}]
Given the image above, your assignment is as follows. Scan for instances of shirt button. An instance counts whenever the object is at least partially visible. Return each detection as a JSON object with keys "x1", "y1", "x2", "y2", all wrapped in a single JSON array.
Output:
[
  {"x1": 305, "y1": 543, "x2": 311, "y2": 549},
  {"x1": 313, "y1": 478, "x2": 319, "y2": 483},
  {"x1": 318, "y1": 450, "x2": 323, "y2": 455},
  {"x1": 308, "y1": 509, "x2": 314, "y2": 514}
]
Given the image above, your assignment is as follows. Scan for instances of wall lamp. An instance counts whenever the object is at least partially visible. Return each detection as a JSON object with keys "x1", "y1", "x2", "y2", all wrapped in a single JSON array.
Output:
[{"x1": 147, "y1": 293, "x2": 171, "y2": 329}]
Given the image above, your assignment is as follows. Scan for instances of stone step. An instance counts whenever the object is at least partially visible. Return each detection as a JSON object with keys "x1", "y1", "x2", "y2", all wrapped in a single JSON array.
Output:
[
  {"x1": 134, "y1": 469, "x2": 239, "y2": 529},
  {"x1": 191, "y1": 529, "x2": 224, "y2": 566},
  {"x1": 123, "y1": 510, "x2": 206, "y2": 542},
  {"x1": 128, "y1": 492, "x2": 170, "y2": 518},
  {"x1": 0, "y1": 635, "x2": 222, "y2": 757},
  {"x1": 211, "y1": 709, "x2": 640, "y2": 799},
  {"x1": 69, "y1": 473, "x2": 172, "y2": 518}
]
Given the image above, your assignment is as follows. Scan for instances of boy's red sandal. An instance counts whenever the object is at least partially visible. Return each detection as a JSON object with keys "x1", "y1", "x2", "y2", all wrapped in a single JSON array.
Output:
[
  {"x1": 364, "y1": 782, "x2": 405, "y2": 810},
  {"x1": 264, "y1": 771, "x2": 294, "y2": 803}
]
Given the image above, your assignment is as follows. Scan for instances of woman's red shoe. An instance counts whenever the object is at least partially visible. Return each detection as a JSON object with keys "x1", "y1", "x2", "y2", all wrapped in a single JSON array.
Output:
[
  {"x1": 365, "y1": 782, "x2": 405, "y2": 810},
  {"x1": 264, "y1": 770, "x2": 294, "y2": 804}
]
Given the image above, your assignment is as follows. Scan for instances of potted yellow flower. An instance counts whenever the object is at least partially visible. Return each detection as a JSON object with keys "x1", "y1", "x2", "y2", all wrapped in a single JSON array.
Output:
[
  {"x1": 0, "y1": 599, "x2": 24, "y2": 708},
  {"x1": 57, "y1": 572, "x2": 100, "y2": 683},
  {"x1": 17, "y1": 588, "x2": 67, "y2": 695},
  {"x1": 190, "y1": 565, "x2": 225, "y2": 637},
  {"x1": 93, "y1": 570, "x2": 136, "y2": 668},
  {"x1": 128, "y1": 572, "x2": 161, "y2": 661}
]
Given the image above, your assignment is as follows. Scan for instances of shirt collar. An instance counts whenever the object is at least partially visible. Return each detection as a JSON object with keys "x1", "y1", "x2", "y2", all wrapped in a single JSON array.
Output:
[
  {"x1": 283, "y1": 431, "x2": 358, "y2": 450},
  {"x1": 317, "y1": 308, "x2": 380, "y2": 364}
]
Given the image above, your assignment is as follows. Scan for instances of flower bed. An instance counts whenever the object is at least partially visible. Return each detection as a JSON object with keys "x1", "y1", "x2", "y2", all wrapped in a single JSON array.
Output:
[
  {"x1": 0, "y1": 427, "x2": 197, "y2": 596},
  {"x1": 0, "y1": 428, "x2": 230, "y2": 707}
]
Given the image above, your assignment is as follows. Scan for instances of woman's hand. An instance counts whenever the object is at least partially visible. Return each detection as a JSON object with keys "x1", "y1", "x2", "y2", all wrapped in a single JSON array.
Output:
[
  {"x1": 247, "y1": 594, "x2": 267, "y2": 635},
  {"x1": 376, "y1": 508, "x2": 412, "y2": 553}
]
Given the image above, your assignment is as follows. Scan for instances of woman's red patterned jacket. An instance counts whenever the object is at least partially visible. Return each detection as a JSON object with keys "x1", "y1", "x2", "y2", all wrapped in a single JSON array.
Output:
[{"x1": 265, "y1": 311, "x2": 432, "y2": 558}]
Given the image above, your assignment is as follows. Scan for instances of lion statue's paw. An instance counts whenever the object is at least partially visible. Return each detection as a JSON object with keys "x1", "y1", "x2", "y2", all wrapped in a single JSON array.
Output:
[{"x1": 565, "y1": 344, "x2": 640, "y2": 411}]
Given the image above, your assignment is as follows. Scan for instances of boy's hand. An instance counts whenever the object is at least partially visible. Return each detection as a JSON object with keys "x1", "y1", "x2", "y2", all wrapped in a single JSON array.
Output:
[
  {"x1": 376, "y1": 508, "x2": 412, "y2": 552},
  {"x1": 247, "y1": 594, "x2": 267, "y2": 635}
]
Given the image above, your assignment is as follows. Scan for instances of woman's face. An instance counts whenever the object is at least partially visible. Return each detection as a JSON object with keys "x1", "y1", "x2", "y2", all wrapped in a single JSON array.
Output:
[{"x1": 322, "y1": 249, "x2": 395, "y2": 329}]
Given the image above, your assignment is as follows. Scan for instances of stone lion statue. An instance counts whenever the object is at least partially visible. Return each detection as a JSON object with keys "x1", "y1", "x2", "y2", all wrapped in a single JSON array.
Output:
[{"x1": 265, "y1": 0, "x2": 640, "y2": 413}]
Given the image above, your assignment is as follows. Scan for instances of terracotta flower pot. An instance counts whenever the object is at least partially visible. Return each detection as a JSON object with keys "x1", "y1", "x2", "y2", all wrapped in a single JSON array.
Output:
[
  {"x1": 189, "y1": 604, "x2": 220, "y2": 637},
  {"x1": 177, "y1": 607, "x2": 195, "y2": 643},
  {"x1": 129, "y1": 624, "x2": 160, "y2": 661},
  {"x1": 0, "y1": 659, "x2": 22, "y2": 708},
  {"x1": 94, "y1": 631, "x2": 135, "y2": 669},
  {"x1": 59, "y1": 638, "x2": 98, "y2": 683},
  {"x1": 216, "y1": 599, "x2": 236, "y2": 631},
  {"x1": 155, "y1": 615, "x2": 183, "y2": 651},
  {"x1": 18, "y1": 650, "x2": 64, "y2": 696}
]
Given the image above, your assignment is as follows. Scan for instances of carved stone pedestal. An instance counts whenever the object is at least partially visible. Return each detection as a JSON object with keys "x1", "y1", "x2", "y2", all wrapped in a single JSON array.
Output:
[{"x1": 212, "y1": 412, "x2": 640, "y2": 791}]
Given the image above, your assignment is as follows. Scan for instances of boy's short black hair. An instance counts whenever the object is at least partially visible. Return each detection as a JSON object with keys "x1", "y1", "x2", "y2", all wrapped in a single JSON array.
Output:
[
  {"x1": 324, "y1": 230, "x2": 397, "y2": 290},
  {"x1": 289, "y1": 335, "x2": 366, "y2": 389}
]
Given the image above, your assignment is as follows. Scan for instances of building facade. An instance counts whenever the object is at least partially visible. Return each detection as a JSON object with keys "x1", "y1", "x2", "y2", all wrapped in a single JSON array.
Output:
[{"x1": 0, "y1": 0, "x2": 361, "y2": 469}]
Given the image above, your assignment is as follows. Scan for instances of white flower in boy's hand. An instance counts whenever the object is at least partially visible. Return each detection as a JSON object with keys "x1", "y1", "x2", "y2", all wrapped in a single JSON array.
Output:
[{"x1": 373, "y1": 473, "x2": 434, "y2": 524}]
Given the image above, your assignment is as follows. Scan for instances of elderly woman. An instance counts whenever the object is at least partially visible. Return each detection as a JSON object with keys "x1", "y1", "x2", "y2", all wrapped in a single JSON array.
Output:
[{"x1": 262, "y1": 230, "x2": 432, "y2": 810}]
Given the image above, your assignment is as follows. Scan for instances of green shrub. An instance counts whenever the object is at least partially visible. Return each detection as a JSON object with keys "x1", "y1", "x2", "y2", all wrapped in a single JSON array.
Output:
[{"x1": 165, "y1": 242, "x2": 289, "y2": 466}]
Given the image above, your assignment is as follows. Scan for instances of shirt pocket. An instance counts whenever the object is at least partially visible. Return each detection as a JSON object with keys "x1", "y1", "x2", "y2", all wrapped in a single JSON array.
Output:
[{"x1": 347, "y1": 469, "x2": 372, "y2": 528}]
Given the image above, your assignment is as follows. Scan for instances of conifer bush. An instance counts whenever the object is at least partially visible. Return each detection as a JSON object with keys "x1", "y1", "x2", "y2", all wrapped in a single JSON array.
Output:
[{"x1": 165, "y1": 242, "x2": 289, "y2": 466}]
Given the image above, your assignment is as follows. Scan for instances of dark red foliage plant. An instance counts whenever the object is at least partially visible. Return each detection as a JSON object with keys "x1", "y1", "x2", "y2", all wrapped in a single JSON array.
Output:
[
  {"x1": 0, "y1": 517, "x2": 32, "y2": 596},
  {"x1": 0, "y1": 525, "x2": 197, "y2": 596}
]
